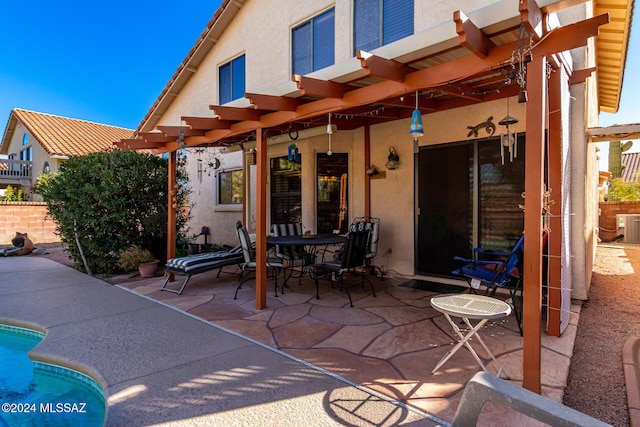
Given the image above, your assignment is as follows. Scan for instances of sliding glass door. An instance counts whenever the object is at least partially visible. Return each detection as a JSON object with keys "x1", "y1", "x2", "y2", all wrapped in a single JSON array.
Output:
[{"x1": 416, "y1": 136, "x2": 525, "y2": 276}]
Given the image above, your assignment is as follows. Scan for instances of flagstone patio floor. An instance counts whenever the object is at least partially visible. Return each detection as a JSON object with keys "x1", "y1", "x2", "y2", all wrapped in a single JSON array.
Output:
[{"x1": 116, "y1": 267, "x2": 579, "y2": 424}]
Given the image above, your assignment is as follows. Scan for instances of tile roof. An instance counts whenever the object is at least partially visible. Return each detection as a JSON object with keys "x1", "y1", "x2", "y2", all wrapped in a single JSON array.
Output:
[
  {"x1": 622, "y1": 152, "x2": 640, "y2": 182},
  {"x1": 9, "y1": 109, "x2": 133, "y2": 156}
]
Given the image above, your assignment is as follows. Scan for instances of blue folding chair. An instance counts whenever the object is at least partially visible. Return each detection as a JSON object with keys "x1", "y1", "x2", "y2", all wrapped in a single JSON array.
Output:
[{"x1": 452, "y1": 234, "x2": 525, "y2": 334}]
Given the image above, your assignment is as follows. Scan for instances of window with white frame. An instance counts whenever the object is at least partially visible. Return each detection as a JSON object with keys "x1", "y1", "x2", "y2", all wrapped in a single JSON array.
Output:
[
  {"x1": 354, "y1": 0, "x2": 413, "y2": 53},
  {"x1": 292, "y1": 8, "x2": 335, "y2": 75},
  {"x1": 219, "y1": 55, "x2": 246, "y2": 104},
  {"x1": 20, "y1": 133, "x2": 32, "y2": 161},
  {"x1": 218, "y1": 169, "x2": 243, "y2": 205}
]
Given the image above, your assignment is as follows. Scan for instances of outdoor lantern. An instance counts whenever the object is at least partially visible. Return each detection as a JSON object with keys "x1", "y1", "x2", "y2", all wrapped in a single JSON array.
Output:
[
  {"x1": 386, "y1": 146, "x2": 400, "y2": 170},
  {"x1": 246, "y1": 148, "x2": 257, "y2": 165},
  {"x1": 409, "y1": 92, "x2": 424, "y2": 138}
]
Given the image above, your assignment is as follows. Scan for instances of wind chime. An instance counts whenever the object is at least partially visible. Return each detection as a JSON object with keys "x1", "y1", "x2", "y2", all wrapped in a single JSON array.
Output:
[{"x1": 498, "y1": 97, "x2": 519, "y2": 165}]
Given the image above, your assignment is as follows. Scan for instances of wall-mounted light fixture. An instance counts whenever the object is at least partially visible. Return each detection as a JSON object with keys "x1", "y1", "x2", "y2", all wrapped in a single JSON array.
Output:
[{"x1": 386, "y1": 146, "x2": 400, "y2": 170}]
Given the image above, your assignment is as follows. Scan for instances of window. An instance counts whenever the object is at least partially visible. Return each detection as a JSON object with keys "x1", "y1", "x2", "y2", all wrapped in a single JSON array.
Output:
[
  {"x1": 22, "y1": 133, "x2": 28, "y2": 145},
  {"x1": 20, "y1": 146, "x2": 32, "y2": 161},
  {"x1": 354, "y1": 0, "x2": 413, "y2": 53},
  {"x1": 43, "y1": 162, "x2": 50, "y2": 173},
  {"x1": 218, "y1": 170, "x2": 243, "y2": 205},
  {"x1": 219, "y1": 55, "x2": 246, "y2": 104},
  {"x1": 271, "y1": 156, "x2": 302, "y2": 224},
  {"x1": 292, "y1": 9, "x2": 335, "y2": 75}
]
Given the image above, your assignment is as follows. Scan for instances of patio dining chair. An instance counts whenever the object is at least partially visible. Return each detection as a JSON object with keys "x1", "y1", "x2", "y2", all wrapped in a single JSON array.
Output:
[
  {"x1": 311, "y1": 226, "x2": 374, "y2": 307},
  {"x1": 351, "y1": 217, "x2": 382, "y2": 278},
  {"x1": 271, "y1": 223, "x2": 315, "y2": 286},
  {"x1": 234, "y1": 222, "x2": 283, "y2": 299}
]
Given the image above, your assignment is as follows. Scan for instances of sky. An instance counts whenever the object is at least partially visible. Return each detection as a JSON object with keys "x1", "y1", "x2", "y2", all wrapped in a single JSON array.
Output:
[
  {"x1": 0, "y1": 1, "x2": 637, "y2": 153},
  {"x1": 0, "y1": 0, "x2": 223, "y2": 131}
]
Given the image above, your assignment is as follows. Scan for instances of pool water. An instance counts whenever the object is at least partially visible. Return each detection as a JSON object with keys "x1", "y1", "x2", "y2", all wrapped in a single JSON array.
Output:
[{"x1": 0, "y1": 325, "x2": 106, "y2": 427}]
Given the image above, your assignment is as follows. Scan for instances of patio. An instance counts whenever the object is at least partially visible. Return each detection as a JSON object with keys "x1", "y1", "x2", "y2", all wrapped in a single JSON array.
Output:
[{"x1": 117, "y1": 267, "x2": 579, "y2": 424}]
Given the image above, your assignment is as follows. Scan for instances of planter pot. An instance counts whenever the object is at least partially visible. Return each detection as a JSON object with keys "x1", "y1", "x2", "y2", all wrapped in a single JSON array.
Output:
[
  {"x1": 187, "y1": 244, "x2": 200, "y2": 255},
  {"x1": 138, "y1": 260, "x2": 159, "y2": 278}
]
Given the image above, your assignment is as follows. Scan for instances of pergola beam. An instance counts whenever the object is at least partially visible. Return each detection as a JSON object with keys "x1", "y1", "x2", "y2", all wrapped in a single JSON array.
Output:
[
  {"x1": 454, "y1": 10, "x2": 496, "y2": 58},
  {"x1": 182, "y1": 116, "x2": 234, "y2": 130},
  {"x1": 156, "y1": 126, "x2": 205, "y2": 137},
  {"x1": 246, "y1": 93, "x2": 299, "y2": 111},
  {"x1": 520, "y1": 0, "x2": 544, "y2": 37},
  {"x1": 209, "y1": 105, "x2": 263, "y2": 121},
  {"x1": 357, "y1": 50, "x2": 415, "y2": 81},
  {"x1": 293, "y1": 75, "x2": 346, "y2": 98}
]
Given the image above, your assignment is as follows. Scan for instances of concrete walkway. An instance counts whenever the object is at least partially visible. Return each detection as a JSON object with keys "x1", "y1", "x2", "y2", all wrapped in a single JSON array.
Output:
[{"x1": 0, "y1": 257, "x2": 435, "y2": 426}]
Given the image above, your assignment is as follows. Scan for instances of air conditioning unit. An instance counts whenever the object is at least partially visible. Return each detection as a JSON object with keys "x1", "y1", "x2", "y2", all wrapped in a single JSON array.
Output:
[{"x1": 616, "y1": 214, "x2": 640, "y2": 243}]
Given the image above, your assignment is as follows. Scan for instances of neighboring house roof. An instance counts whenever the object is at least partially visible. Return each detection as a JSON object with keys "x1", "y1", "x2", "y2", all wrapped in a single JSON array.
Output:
[
  {"x1": 1, "y1": 109, "x2": 133, "y2": 157},
  {"x1": 594, "y1": 0, "x2": 635, "y2": 113},
  {"x1": 622, "y1": 152, "x2": 640, "y2": 182}
]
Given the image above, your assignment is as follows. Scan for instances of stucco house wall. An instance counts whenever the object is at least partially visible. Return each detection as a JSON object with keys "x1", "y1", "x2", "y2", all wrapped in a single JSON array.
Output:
[{"x1": 144, "y1": 0, "x2": 616, "y2": 308}]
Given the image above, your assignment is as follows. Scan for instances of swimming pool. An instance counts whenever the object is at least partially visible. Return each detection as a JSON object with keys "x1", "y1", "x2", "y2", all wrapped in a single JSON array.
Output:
[{"x1": 0, "y1": 324, "x2": 106, "y2": 427}]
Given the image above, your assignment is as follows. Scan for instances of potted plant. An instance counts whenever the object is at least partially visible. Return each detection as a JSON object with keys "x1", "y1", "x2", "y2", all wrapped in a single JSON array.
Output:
[{"x1": 117, "y1": 245, "x2": 159, "y2": 277}]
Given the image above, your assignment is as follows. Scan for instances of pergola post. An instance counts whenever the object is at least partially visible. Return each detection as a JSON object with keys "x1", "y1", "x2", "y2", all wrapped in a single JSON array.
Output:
[
  {"x1": 167, "y1": 151, "x2": 177, "y2": 262},
  {"x1": 522, "y1": 53, "x2": 547, "y2": 393},
  {"x1": 255, "y1": 128, "x2": 267, "y2": 309},
  {"x1": 547, "y1": 67, "x2": 563, "y2": 337}
]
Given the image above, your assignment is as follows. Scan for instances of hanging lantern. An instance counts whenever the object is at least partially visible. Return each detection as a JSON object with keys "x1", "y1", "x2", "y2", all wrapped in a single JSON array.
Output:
[{"x1": 409, "y1": 92, "x2": 424, "y2": 138}]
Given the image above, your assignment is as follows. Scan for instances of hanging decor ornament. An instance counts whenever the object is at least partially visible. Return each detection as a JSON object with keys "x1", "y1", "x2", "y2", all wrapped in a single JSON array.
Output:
[
  {"x1": 287, "y1": 143, "x2": 299, "y2": 162},
  {"x1": 326, "y1": 113, "x2": 333, "y2": 156},
  {"x1": 508, "y1": 23, "x2": 534, "y2": 103},
  {"x1": 409, "y1": 91, "x2": 424, "y2": 139},
  {"x1": 498, "y1": 97, "x2": 519, "y2": 164}
]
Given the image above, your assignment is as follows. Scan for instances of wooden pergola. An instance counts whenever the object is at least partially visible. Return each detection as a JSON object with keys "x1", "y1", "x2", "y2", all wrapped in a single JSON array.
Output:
[{"x1": 117, "y1": 2, "x2": 612, "y2": 392}]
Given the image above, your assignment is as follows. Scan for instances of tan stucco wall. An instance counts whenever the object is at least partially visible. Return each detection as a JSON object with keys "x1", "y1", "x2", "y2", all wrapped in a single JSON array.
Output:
[{"x1": 150, "y1": 0, "x2": 599, "y2": 285}]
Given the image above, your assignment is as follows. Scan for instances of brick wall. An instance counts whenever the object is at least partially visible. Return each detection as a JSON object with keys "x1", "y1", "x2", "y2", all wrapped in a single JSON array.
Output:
[
  {"x1": 599, "y1": 201, "x2": 640, "y2": 242},
  {"x1": 0, "y1": 202, "x2": 59, "y2": 245}
]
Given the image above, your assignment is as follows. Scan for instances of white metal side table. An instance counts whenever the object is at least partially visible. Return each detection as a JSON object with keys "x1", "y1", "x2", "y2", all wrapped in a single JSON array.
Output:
[{"x1": 430, "y1": 293, "x2": 511, "y2": 378}]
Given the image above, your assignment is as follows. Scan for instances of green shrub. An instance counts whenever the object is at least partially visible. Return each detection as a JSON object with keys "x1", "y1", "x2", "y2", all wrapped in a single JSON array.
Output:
[
  {"x1": 608, "y1": 177, "x2": 640, "y2": 201},
  {"x1": 117, "y1": 245, "x2": 154, "y2": 272},
  {"x1": 1, "y1": 185, "x2": 23, "y2": 201},
  {"x1": 34, "y1": 150, "x2": 191, "y2": 274}
]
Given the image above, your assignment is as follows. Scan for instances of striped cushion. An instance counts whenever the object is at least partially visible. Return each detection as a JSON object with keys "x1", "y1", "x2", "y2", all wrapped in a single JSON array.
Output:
[{"x1": 165, "y1": 245, "x2": 243, "y2": 275}]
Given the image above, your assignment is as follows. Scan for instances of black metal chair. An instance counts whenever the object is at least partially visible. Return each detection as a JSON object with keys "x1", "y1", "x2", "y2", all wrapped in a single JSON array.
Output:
[
  {"x1": 311, "y1": 226, "x2": 374, "y2": 307},
  {"x1": 234, "y1": 222, "x2": 283, "y2": 299}
]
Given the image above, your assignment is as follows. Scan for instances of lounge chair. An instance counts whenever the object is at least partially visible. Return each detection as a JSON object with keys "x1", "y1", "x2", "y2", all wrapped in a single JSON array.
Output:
[{"x1": 160, "y1": 245, "x2": 243, "y2": 294}]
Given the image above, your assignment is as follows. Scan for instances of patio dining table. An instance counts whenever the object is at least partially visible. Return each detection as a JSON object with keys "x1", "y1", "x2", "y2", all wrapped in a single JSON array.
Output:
[{"x1": 267, "y1": 233, "x2": 346, "y2": 282}]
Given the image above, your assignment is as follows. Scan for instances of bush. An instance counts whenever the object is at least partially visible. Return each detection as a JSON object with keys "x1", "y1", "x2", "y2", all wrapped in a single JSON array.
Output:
[
  {"x1": 608, "y1": 177, "x2": 640, "y2": 201},
  {"x1": 117, "y1": 245, "x2": 154, "y2": 272},
  {"x1": 1, "y1": 185, "x2": 23, "y2": 201},
  {"x1": 34, "y1": 150, "x2": 191, "y2": 274}
]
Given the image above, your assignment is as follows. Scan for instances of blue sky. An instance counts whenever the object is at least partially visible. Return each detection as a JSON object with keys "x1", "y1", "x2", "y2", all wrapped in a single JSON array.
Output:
[
  {"x1": 0, "y1": 0, "x2": 222, "y2": 130},
  {"x1": 0, "y1": 1, "x2": 636, "y2": 143}
]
